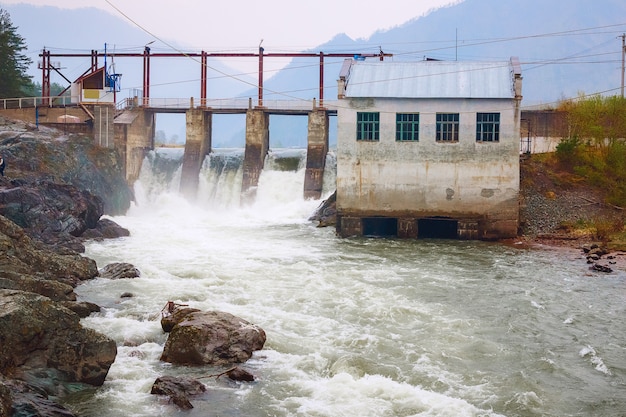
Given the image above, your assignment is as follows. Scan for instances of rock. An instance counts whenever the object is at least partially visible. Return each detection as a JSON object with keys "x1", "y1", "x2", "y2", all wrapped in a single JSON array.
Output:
[
  {"x1": 309, "y1": 190, "x2": 336, "y2": 227},
  {"x1": 80, "y1": 218, "x2": 130, "y2": 241},
  {"x1": 0, "y1": 123, "x2": 133, "y2": 216},
  {"x1": 60, "y1": 301, "x2": 101, "y2": 318},
  {"x1": 160, "y1": 302, "x2": 201, "y2": 333},
  {"x1": 591, "y1": 263, "x2": 613, "y2": 273},
  {"x1": 0, "y1": 289, "x2": 117, "y2": 386},
  {"x1": 2, "y1": 377, "x2": 77, "y2": 417},
  {"x1": 227, "y1": 367, "x2": 255, "y2": 382},
  {"x1": 0, "y1": 273, "x2": 76, "y2": 302},
  {"x1": 150, "y1": 376, "x2": 206, "y2": 410},
  {"x1": 0, "y1": 179, "x2": 103, "y2": 247},
  {"x1": 98, "y1": 262, "x2": 140, "y2": 279},
  {"x1": 0, "y1": 215, "x2": 98, "y2": 289},
  {"x1": 160, "y1": 311, "x2": 266, "y2": 366},
  {"x1": 0, "y1": 378, "x2": 11, "y2": 417}
]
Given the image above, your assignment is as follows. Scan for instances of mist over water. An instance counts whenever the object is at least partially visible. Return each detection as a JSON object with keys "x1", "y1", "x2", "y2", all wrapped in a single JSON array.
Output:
[{"x1": 71, "y1": 148, "x2": 626, "y2": 417}]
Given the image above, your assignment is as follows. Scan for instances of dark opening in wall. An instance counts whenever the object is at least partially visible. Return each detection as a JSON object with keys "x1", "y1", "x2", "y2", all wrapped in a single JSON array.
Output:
[
  {"x1": 362, "y1": 217, "x2": 398, "y2": 237},
  {"x1": 418, "y1": 217, "x2": 459, "y2": 239}
]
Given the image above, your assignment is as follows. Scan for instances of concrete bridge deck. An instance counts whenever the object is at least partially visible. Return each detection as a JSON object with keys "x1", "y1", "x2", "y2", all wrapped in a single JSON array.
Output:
[{"x1": 123, "y1": 98, "x2": 339, "y2": 115}]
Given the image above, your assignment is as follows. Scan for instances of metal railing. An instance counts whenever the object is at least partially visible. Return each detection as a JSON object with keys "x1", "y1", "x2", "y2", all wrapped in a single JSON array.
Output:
[
  {"x1": 2, "y1": 95, "x2": 340, "y2": 112},
  {"x1": 119, "y1": 97, "x2": 339, "y2": 111},
  {"x1": 0, "y1": 95, "x2": 76, "y2": 109}
]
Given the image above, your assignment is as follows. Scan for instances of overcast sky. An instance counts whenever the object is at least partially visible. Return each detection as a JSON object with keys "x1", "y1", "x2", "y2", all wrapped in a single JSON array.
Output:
[{"x1": 1, "y1": 0, "x2": 460, "y2": 50}]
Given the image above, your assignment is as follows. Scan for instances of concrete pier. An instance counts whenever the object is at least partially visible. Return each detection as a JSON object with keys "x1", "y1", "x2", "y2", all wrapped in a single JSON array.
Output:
[
  {"x1": 114, "y1": 108, "x2": 155, "y2": 183},
  {"x1": 180, "y1": 108, "x2": 212, "y2": 200},
  {"x1": 241, "y1": 109, "x2": 269, "y2": 204},
  {"x1": 303, "y1": 109, "x2": 329, "y2": 200}
]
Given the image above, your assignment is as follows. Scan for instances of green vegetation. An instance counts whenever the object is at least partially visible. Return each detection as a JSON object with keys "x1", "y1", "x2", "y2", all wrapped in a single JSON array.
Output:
[
  {"x1": 551, "y1": 95, "x2": 626, "y2": 244},
  {"x1": 555, "y1": 95, "x2": 626, "y2": 207},
  {"x1": 0, "y1": 8, "x2": 32, "y2": 98}
]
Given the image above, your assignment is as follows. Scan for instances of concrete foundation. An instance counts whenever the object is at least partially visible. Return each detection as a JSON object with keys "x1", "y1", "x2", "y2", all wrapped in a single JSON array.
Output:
[
  {"x1": 180, "y1": 109, "x2": 212, "y2": 200},
  {"x1": 338, "y1": 213, "x2": 513, "y2": 240},
  {"x1": 303, "y1": 110, "x2": 329, "y2": 200},
  {"x1": 241, "y1": 109, "x2": 269, "y2": 204}
]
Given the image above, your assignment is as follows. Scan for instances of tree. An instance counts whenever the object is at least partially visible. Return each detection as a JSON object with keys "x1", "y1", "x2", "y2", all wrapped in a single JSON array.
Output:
[
  {"x1": 22, "y1": 81, "x2": 69, "y2": 98},
  {"x1": 0, "y1": 8, "x2": 32, "y2": 98}
]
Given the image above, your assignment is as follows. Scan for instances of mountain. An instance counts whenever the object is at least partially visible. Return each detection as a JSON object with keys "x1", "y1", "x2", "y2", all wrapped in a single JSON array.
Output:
[
  {"x1": 250, "y1": 0, "x2": 626, "y2": 146},
  {"x1": 259, "y1": 0, "x2": 626, "y2": 106},
  {"x1": 4, "y1": 1, "x2": 626, "y2": 146},
  {"x1": 3, "y1": 4, "x2": 254, "y2": 143}
]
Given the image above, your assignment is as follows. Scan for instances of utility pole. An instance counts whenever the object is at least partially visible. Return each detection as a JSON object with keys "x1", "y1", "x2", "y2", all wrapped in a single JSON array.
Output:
[{"x1": 621, "y1": 33, "x2": 626, "y2": 98}]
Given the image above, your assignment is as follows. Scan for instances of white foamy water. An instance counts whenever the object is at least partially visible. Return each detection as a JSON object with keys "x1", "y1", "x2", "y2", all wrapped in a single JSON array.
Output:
[{"x1": 69, "y1": 148, "x2": 626, "y2": 417}]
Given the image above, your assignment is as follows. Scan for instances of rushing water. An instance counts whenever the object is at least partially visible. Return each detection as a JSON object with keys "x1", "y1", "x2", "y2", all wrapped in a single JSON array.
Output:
[{"x1": 68, "y1": 148, "x2": 626, "y2": 417}]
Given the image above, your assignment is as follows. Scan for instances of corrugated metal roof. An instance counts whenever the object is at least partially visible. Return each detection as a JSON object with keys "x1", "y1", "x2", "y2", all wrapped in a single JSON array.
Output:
[{"x1": 344, "y1": 60, "x2": 516, "y2": 99}]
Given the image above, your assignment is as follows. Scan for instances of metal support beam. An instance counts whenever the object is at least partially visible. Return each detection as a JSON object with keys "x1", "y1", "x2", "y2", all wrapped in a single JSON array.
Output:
[
  {"x1": 201, "y1": 51, "x2": 207, "y2": 108},
  {"x1": 41, "y1": 49, "x2": 51, "y2": 106},
  {"x1": 38, "y1": 49, "x2": 392, "y2": 107},
  {"x1": 258, "y1": 46, "x2": 264, "y2": 107},
  {"x1": 319, "y1": 52, "x2": 324, "y2": 108},
  {"x1": 142, "y1": 46, "x2": 151, "y2": 106}
]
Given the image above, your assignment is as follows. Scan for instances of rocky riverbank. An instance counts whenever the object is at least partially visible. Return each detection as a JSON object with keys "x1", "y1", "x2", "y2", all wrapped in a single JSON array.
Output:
[
  {"x1": 0, "y1": 116, "x2": 267, "y2": 415},
  {"x1": 0, "y1": 116, "x2": 133, "y2": 416}
]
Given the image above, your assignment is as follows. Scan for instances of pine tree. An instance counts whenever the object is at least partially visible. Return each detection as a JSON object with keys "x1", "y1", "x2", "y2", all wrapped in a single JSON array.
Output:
[{"x1": 0, "y1": 8, "x2": 32, "y2": 98}]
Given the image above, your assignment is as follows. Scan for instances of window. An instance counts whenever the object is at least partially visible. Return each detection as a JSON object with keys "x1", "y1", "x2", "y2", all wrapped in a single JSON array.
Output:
[
  {"x1": 436, "y1": 113, "x2": 459, "y2": 142},
  {"x1": 476, "y1": 113, "x2": 500, "y2": 142},
  {"x1": 356, "y1": 112, "x2": 380, "y2": 141},
  {"x1": 396, "y1": 113, "x2": 420, "y2": 141}
]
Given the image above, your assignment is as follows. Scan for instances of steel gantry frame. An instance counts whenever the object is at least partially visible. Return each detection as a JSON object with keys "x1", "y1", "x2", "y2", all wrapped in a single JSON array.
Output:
[{"x1": 39, "y1": 47, "x2": 391, "y2": 108}]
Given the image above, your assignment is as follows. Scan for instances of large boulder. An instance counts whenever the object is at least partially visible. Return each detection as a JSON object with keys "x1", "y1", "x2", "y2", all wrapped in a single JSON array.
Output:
[
  {"x1": 0, "y1": 215, "x2": 98, "y2": 289},
  {"x1": 0, "y1": 118, "x2": 133, "y2": 216},
  {"x1": 0, "y1": 289, "x2": 117, "y2": 386},
  {"x1": 0, "y1": 178, "x2": 104, "y2": 249},
  {"x1": 160, "y1": 311, "x2": 266, "y2": 366}
]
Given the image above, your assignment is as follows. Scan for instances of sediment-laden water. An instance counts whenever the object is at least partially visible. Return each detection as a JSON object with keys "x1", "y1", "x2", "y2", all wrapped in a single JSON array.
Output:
[{"x1": 68, "y1": 148, "x2": 625, "y2": 417}]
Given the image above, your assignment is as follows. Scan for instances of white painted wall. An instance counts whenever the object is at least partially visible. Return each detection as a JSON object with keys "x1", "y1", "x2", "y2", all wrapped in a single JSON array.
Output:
[{"x1": 336, "y1": 97, "x2": 520, "y2": 219}]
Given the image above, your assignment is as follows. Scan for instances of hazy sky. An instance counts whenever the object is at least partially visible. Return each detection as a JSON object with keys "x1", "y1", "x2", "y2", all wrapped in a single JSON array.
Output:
[{"x1": 1, "y1": 0, "x2": 460, "y2": 50}]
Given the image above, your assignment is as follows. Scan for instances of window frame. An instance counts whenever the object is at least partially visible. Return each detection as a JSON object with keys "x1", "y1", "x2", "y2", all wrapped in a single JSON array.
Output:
[
  {"x1": 356, "y1": 112, "x2": 380, "y2": 141},
  {"x1": 436, "y1": 113, "x2": 460, "y2": 142},
  {"x1": 476, "y1": 112, "x2": 501, "y2": 142},
  {"x1": 396, "y1": 113, "x2": 420, "y2": 142}
]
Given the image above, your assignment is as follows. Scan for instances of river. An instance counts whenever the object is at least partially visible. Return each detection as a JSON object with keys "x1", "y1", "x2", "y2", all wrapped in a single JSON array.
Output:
[{"x1": 67, "y1": 148, "x2": 625, "y2": 417}]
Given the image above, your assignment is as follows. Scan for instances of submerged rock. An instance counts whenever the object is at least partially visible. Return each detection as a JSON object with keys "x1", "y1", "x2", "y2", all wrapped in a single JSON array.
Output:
[
  {"x1": 227, "y1": 367, "x2": 255, "y2": 382},
  {"x1": 98, "y1": 262, "x2": 140, "y2": 280},
  {"x1": 160, "y1": 311, "x2": 266, "y2": 366},
  {"x1": 150, "y1": 375, "x2": 206, "y2": 410},
  {"x1": 2, "y1": 377, "x2": 78, "y2": 417}
]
